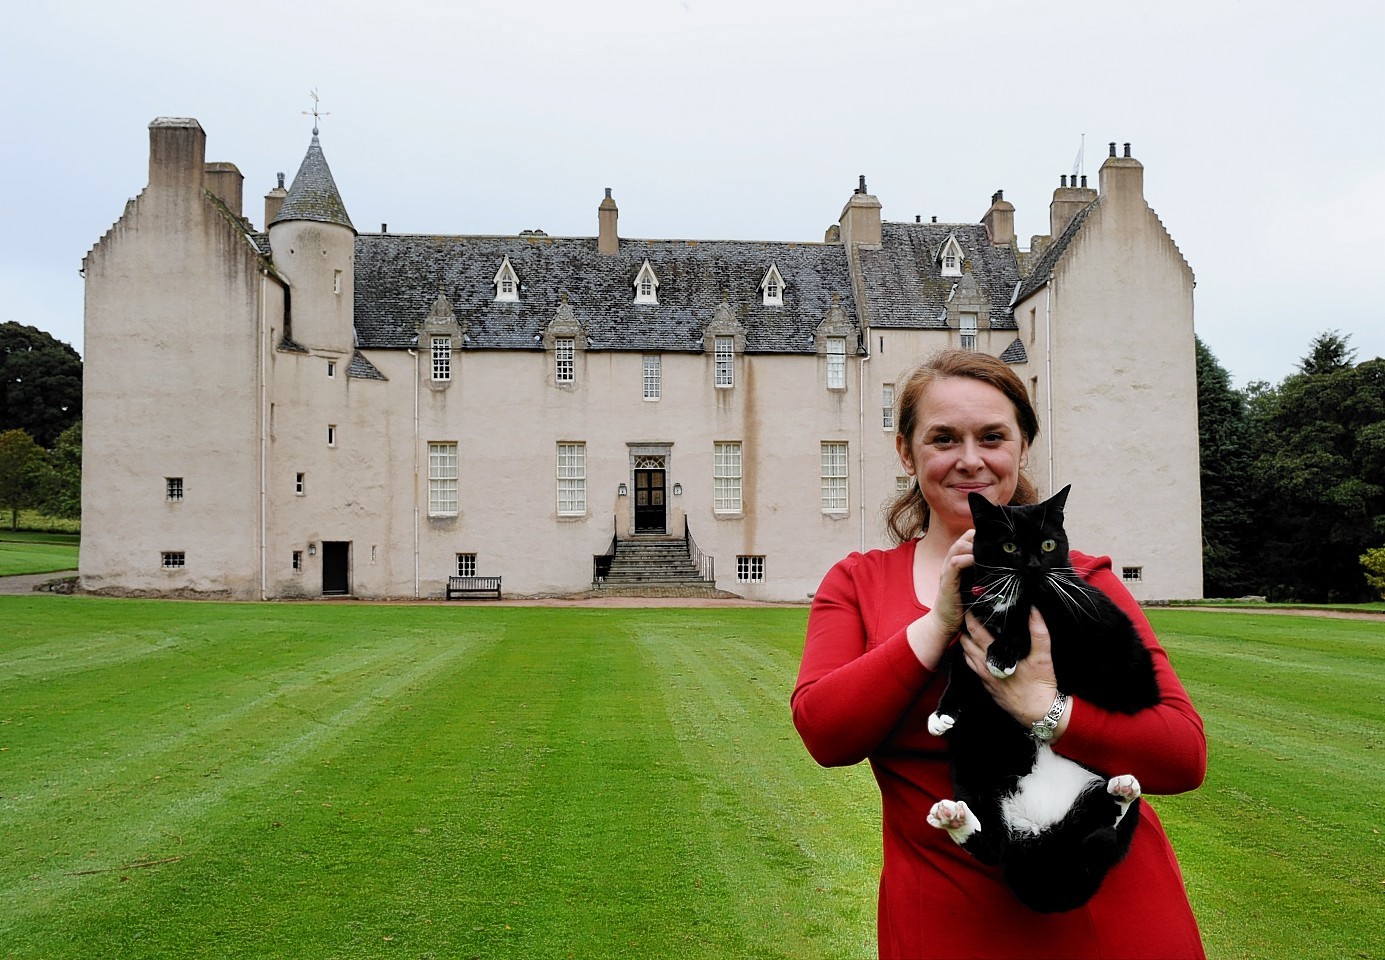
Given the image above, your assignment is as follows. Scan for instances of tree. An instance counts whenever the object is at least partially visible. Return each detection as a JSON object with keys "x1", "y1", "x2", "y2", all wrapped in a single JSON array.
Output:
[
  {"x1": 1248, "y1": 334, "x2": 1385, "y2": 601},
  {"x1": 1298, "y1": 330, "x2": 1356, "y2": 376},
  {"x1": 0, "y1": 321, "x2": 83, "y2": 448},
  {"x1": 41, "y1": 420, "x2": 82, "y2": 520},
  {"x1": 1362, "y1": 547, "x2": 1385, "y2": 601},
  {"x1": 1195, "y1": 337, "x2": 1259, "y2": 596},
  {"x1": 0, "y1": 428, "x2": 46, "y2": 530}
]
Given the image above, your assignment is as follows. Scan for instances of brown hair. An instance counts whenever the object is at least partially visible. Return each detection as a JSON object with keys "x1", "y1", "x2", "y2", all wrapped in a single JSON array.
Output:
[{"x1": 886, "y1": 349, "x2": 1040, "y2": 543}]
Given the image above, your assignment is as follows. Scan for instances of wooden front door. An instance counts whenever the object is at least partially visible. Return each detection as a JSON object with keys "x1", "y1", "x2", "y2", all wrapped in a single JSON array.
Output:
[
  {"x1": 322, "y1": 541, "x2": 350, "y2": 595},
  {"x1": 633, "y1": 469, "x2": 666, "y2": 533}
]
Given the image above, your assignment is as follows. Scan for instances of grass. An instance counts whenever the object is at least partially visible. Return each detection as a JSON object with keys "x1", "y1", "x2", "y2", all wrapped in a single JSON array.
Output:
[
  {"x1": 0, "y1": 532, "x2": 79, "y2": 576},
  {"x1": 4, "y1": 510, "x2": 81, "y2": 534},
  {"x1": 1, "y1": 600, "x2": 1381, "y2": 959}
]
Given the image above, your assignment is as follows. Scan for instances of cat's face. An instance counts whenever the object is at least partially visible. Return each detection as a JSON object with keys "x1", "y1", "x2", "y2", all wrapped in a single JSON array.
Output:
[{"x1": 968, "y1": 486, "x2": 1073, "y2": 585}]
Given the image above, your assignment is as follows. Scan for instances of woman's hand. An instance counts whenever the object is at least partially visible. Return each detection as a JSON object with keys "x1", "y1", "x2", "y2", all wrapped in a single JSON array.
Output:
[
  {"x1": 906, "y1": 530, "x2": 975, "y2": 670},
  {"x1": 961, "y1": 608, "x2": 1067, "y2": 734}
]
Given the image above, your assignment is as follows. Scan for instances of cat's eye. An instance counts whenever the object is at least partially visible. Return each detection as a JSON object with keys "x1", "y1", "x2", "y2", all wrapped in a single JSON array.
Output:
[
  {"x1": 1041, "y1": 539, "x2": 1057, "y2": 552},
  {"x1": 1002, "y1": 543, "x2": 1018, "y2": 554}
]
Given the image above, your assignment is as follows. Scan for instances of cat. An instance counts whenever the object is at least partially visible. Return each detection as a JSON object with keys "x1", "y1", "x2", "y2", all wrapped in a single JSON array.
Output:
[{"x1": 924, "y1": 484, "x2": 1161, "y2": 913}]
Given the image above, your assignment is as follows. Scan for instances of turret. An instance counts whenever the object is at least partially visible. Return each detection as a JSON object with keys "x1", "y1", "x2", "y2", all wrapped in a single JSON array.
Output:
[{"x1": 267, "y1": 129, "x2": 356, "y2": 351}]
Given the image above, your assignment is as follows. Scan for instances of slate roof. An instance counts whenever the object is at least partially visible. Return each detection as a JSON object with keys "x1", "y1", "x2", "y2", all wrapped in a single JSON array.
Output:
[
  {"x1": 1014, "y1": 199, "x2": 1098, "y2": 303},
  {"x1": 855, "y1": 222, "x2": 1022, "y2": 330},
  {"x1": 271, "y1": 135, "x2": 355, "y2": 231},
  {"x1": 352, "y1": 234, "x2": 857, "y2": 353}
]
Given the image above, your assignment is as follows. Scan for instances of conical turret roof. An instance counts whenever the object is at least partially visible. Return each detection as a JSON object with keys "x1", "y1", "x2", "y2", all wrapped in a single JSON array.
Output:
[{"x1": 271, "y1": 133, "x2": 354, "y2": 231}]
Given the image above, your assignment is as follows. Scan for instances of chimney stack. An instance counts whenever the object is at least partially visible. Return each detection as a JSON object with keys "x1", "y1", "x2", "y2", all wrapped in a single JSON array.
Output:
[
  {"x1": 148, "y1": 117, "x2": 206, "y2": 196},
  {"x1": 264, "y1": 171, "x2": 287, "y2": 228},
  {"x1": 598, "y1": 187, "x2": 619, "y2": 255},
  {"x1": 1049, "y1": 173, "x2": 1098, "y2": 237},
  {"x1": 838, "y1": 175, "x2": 882, "y2": 247},
  {"x1": 1099, "y1": 141, "x2": 1145, "y2": 206},
  {"x1": 204, "y1": 161, "x2": 244, "y2": 217},
  {"x1": 981, "y1": 188, "x2": 1015, "y2": 246}
]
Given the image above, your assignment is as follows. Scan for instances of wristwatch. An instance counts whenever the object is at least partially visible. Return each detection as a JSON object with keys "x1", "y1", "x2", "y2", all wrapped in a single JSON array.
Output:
[{"x1": 1030, "y1": 692, "x2": 1068, "y2": 742}]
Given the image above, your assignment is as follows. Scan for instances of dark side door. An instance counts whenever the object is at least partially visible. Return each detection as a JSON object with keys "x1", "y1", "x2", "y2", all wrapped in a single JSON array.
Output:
[{"x1": 322, "y1": 541, "x2": 350, "y2": 595}]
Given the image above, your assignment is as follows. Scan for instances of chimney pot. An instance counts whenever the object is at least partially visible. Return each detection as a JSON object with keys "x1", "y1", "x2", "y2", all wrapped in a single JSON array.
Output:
[
  {"x1": 1109, "y1": 142, "x2": 1117, "y2": 157},
  {"x1": 1061, "y1": 175, "x2": 1068, "y2": 187},
  {"x1": 858, "y1": 174, "x2": 867, "y2": 194},
  {"x1": 1123, "y1": 142, "x2": 1132, "y2": 158},
  {"x1": 604, "y1": 187, "x2": 612, "y2": 199},
  {"x1": 1080, "y1": 175, "x2": 1088, "y2": 188},
  {"x1": 277, "y1": 172, "x2": 285, "y2": 189},
  {"x1": 381, "y1": 223, "x2": 387, "y2": 233},
  {"x1": 915, "y1": 215, "x2": 921, "y2": 223},
  {"x1": 931, "y1": 216, "x2": 937, "y2": 223}
]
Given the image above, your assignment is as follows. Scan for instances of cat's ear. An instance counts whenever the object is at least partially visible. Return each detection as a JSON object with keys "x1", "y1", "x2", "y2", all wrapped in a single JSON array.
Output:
[
  {"x1": 968, "y1": 492, "x2": 998, "y2": 522},
  {"x1": 1048, "y1": 484, "x2": 1073, "y2": 513}
]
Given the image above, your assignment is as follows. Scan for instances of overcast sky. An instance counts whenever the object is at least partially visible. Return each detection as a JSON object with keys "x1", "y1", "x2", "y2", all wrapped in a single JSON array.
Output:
[{"x1": 3, "y1": 0, "x2": 1380, "y2": 388}]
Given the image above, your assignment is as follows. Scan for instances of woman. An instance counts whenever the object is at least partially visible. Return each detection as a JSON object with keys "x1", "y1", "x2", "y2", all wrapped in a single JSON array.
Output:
[{"x1": 792, "y1": 349, "x2": 1206, "y2": 959}]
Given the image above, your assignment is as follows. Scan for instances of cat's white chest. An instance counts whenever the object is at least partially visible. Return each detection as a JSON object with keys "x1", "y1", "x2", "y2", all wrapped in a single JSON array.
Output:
[{"x1": 1001, "y1": 746, "x2": 1102, "y2": 835}]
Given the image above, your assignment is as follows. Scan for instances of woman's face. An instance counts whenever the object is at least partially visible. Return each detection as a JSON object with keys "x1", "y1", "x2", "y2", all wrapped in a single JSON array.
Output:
[{"x1": 897, "y1": 376, "x2": 1029, "y2": 538}]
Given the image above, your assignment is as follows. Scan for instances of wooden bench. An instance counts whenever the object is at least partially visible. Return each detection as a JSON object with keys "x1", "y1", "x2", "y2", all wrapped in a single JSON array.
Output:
[{"x1": 446, "y1": 575, "x2": 502, "y2": 600}]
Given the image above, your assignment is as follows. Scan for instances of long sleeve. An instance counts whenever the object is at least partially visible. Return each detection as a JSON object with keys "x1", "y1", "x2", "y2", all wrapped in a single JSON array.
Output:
[
  {"x1": 1056, "y1": 553, "x2": 1208, "y2": 795},
  {"x1": 791, "y1": 549, "x2": 935, "y2": 767}
]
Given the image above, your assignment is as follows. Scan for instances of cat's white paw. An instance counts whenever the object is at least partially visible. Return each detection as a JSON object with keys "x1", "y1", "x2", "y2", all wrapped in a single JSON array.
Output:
[
  {"x1": 927, "y1": 799, "x2": 981, "y2": 843},
  {"x1": 1108, "y1": 774, "x2": 1141, "y2": 824},
  {"x1": 986, "y1": 660, "x2": 1018, "y2": 679},
  {"x1": 1107, "y1": 774, "x2": 1141, "y2": 801},
  {"x1": 927, "y1": 711, "x2": 955, "y2": 736}
]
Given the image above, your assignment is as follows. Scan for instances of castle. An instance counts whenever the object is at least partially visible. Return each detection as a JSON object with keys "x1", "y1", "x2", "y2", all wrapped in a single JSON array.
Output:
[{"x1": 80, "y1": 118, "x2": 1201, "y2": 601}]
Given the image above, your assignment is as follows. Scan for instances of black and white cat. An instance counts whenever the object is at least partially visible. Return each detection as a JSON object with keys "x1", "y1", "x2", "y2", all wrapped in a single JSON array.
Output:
[{"x1": 925, "y1": 485, "x2": 1161, "y2": 913}]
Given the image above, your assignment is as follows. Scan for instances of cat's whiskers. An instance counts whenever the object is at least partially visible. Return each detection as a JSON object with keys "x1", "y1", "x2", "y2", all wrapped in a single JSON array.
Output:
[{"x1": 1044, "y1": 570, "x2": 1099, "y2": 618}]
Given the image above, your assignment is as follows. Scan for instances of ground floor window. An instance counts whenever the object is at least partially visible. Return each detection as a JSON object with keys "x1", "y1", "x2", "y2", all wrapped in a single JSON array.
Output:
[
  {"x1": 820, "y1": 441, "x2": 849, "y2": 513},
  {"x1": 429, "y1": 442, "x2": 459, "y2": 516},
  {"x1": 714, "y1": 441, "x2": 742, "y2": 513},
  {"x1": 161, "y1": 551, "x2": 185, "y2": 569},
  {"x1": 1122, "y1": 566, "x2": 1144, "y2": 582},
  {"x1": 292, "y1": 550, "x2": 303, "y2": 571},
  {"x1": 166, "y1": 477, "x2": 183, "y2": 501},
  {"x1": 736, "y1": 555, "x2": 765, "y2": 583},
  {"x1": 557, "y1": 442, "x2": 587, "y2": 515},
  {"x1": 456, "y1": 553, "x2": 477, "y2": 577}
]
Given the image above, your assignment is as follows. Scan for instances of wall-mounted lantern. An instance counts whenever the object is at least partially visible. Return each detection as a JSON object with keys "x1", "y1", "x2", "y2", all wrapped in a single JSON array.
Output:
[
  {"x1": 672, "y1": 482, "x2": 683, "y2": 496},
  {"x1": 618, "y1": 483, "x2": 629, "y2": 496},
  {"x1": 308, "y1": 543, "x2": 317, "y2": 556}
]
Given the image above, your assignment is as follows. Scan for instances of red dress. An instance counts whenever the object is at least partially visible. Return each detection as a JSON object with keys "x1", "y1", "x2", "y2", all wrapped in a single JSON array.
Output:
[{"x1": 793, "y1": 540, "x2": 1207, "y2": 959}]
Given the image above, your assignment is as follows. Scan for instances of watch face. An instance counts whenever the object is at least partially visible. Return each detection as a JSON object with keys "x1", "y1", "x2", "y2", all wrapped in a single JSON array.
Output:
[{"x1": 1032, "y1": 722, "x2": 1055, "y2": 742}]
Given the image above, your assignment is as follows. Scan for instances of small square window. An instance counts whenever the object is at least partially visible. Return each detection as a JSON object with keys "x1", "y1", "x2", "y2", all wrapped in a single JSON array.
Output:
[
  {"x1": 166, "y1": 477, "x2": 183, "y2": 502},
  {"x1": 736, "y1": 555, "x2": 765, "y2": 583},
  {"x1": 328, "y1": 425, "x2": 337, "y2": 447},
  {"x1": 295, "y1": 472, "x2": 305, "y2": 495},
  {"x1": 161, "y1": 551, "x2": 185, "y2": 569},
  {"x1": 327, "y1": 361, "x2": 336, "y2": 378},
  {"x1": 292, "y1": 550, "x2": 303, "y2": 571},
  {"x1": 1122, "y1": 566, "x2": 1144, "y2": 582},
  {"x1": 457, "y1": 553, "x2": 477, "y2": 577}
]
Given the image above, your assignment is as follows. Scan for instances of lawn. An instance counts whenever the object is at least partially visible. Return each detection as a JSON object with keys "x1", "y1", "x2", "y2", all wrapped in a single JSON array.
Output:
[
  {"x1": 0, "y1": 533, "x2": 79, "y2": 576},
  {"x1": 1, "y1": 599, "x2": 1380, "y2": 959}
]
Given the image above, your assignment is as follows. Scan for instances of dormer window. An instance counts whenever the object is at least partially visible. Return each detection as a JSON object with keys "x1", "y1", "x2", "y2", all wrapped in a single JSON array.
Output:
[
  {"x1": 760, "y1": 263, "x2": 786, "y2": 306},
  {"x1": 938, "y1": 233, "x2": 965, "y2": 278},
  {"x1": 633, "y1": 260, "x2": 659, "y2": 305},
  {"x1": 494, "y1": 256, "x2": 519, "y2": 303}
]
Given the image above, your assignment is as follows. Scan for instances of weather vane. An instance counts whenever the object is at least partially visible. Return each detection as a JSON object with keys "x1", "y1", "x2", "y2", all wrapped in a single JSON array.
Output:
[{"x1": 303, "y1": 89, "x2": 329, "y2": 135}]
